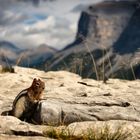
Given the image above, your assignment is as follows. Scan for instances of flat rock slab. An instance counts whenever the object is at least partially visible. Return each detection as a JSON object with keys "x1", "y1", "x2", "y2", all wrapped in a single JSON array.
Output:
[
  {"x1": 0, "y1": 115, "x2": 55, "y2": 139},
  {"x1": 33, "y1": 99, "x2": 140, "y2": 125},
  {"x1": 0, "y1": 135, "x2": 51, "y2": 140},
  {"x1": 1, "y1": 67, "x2": 140, "y2": 125},
  {"x1": 0, "y1": 116, "x2": 46, "y2": 136},
  {"x1": 33, "y1": 70, "x2": 140, "y2": 125},
  {"x1": 0, "y1": 66, "x2": 140, "y2": 138}
]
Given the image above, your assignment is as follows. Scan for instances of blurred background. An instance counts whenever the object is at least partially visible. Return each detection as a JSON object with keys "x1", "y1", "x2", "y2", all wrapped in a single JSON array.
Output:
[
  {"x1": 0, "y1": 0, "x2": 140, "y2": 81},
  {"x1": 0, "y1": 0, "x2": 101, "y2": 49}
]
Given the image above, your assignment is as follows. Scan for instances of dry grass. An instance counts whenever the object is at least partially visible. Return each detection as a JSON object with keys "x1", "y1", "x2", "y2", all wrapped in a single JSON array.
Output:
[
  {"x1": 43, "y1": 125, "x2": 132, "y2": 140},
  {"x1": 74, "y1": 33, "x2": 138, "y2": 81},
  {"x1": 1, "y1": 65, "x2": 15, "y2": 73}
]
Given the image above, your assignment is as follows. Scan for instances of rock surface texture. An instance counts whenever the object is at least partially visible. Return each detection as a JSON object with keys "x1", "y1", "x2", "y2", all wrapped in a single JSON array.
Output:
[{"x1": 0, "y1": 66, "x2": 140, "y2": 139}]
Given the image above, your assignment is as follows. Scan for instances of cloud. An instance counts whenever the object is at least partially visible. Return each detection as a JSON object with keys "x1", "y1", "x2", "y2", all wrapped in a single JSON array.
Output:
[
  {"x1": 0, "y1": 15, "x2": 76, "y2": 49},
  {"x1": 0, "y1": 0, "x2": 102, "y2": 49},
  {"x1": 0, "y1": 0, "x2": 39, "y2": 29},
  {"x1": 28, "y1": 16, "x2": 56, "y2": 32},
  {"x1": 71, "y1": 4, "x2": 89, "y2": 13},
  {"x1": 71, "y1": 0, "x2": 103, "y2": 13},
  {"x1": 0, "y1": 10, "x2": 28, "y2": 26},
  {"x1": 0, "y1": 0, "x2": 56, "y2": 8},
  {"x1": 23, "y1": 16, "x2": 70, "y2": 34}
]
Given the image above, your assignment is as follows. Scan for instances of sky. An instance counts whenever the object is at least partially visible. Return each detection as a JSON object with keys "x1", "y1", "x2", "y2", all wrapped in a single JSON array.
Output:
[{"x1": 0, "y1": 0, "x2": 102, "y2": 49}]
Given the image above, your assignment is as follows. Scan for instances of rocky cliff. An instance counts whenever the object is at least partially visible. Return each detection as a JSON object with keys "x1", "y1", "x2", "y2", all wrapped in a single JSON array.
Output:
[{"x1": 47, "y1": 0, "x2": 140, "y2": 80}]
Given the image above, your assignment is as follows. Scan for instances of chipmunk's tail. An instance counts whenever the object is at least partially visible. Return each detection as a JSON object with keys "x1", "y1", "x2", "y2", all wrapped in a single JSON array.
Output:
[{"x1": 1, "y1": 110, "x2": 13, "y2": 116}]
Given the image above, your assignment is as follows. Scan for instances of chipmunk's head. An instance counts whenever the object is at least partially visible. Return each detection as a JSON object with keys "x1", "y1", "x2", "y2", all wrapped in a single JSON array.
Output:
[
  {"x1": 29, "y1": 78, "x2": 45, "y2": 101},
  {"x1": 31, "y1": 78, "x2": 45, "y2": 93}
]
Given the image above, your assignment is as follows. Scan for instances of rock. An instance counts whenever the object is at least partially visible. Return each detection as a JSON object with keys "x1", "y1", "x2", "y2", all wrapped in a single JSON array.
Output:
[
  {"x1": 0, "y1": 115, "x2": 54, "y2": 139},
  {"x1": 0, "y1": 135, "x2": 50, "y2": 140},
  {"x1": 1, "y1": 67, "x2": 140, "y2": 126},
  {"x1": 29, "y1": 68, "x2": 140, "y2": 125},
  {"x1": 34, "y1": 98, "x2": 140, "y2": 125},
  {"x1": 0, "y1": 116, "x2": 45, "y2": 136},
  {"x1": 0, "y1": 66, "x2": 140, "y2": 139}
]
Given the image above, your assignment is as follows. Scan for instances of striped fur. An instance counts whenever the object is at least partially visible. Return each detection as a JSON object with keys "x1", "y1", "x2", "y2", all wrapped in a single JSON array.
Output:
[
  {"x1": 1, "y1": 78, "x2": 45, "y2": 123},
  {"x1": 12, "y1": 89, "x2": 28, "y2": 108}
]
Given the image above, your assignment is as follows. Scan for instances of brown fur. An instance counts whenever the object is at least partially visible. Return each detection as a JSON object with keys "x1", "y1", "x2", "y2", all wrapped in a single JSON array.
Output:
[
  {"x1": 27, "y1": 78, "x2": 45, "y2": 102},
  {"x1": 1, "y1": 78, "x2": 45, "y2": 122}
]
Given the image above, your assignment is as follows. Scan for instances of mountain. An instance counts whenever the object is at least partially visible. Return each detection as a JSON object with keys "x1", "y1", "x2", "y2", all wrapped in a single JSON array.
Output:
[
  {"x1": 46, "y1": 0, "x2": 140, "y2": 80},
  {"x1": 0, "y1": 41, "x2": 21, "y2": 52},
  {"x1": 0, "y1": 41, "x2": 22, "y2": 66},
  {"x1": 0, "y1": 41, "x2": 57, "y2": 69},
  {"x1": 18, "y1": 44, "x2": 57, "y2": 69}
]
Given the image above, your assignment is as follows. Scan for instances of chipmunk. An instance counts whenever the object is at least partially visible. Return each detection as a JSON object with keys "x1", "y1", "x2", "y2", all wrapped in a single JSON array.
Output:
[{"x1": 1, "y1": 78, "x2": 45, "y2": 122}]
